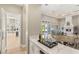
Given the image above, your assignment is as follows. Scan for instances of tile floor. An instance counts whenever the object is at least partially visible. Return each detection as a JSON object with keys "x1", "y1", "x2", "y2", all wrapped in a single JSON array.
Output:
[{"x1": 6, "y1": 47, "x2": 27, "y2": 54}]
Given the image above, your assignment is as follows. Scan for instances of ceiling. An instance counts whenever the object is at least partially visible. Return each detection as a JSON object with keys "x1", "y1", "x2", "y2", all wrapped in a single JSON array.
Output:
[
  {"x1": 41, "y1": 4, "x2": 79, "y2": 18},
  {"x1": 15, "y1": 4, "x2": 24, "y2": 7}
]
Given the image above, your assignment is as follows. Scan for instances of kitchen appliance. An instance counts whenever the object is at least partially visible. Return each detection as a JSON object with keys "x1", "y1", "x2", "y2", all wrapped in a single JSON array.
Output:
[{"x1": 38, "y1": 39, "x2": 58, "y2": 48}]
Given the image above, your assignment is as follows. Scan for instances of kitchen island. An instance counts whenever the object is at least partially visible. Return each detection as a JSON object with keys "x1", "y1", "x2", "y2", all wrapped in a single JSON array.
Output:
[{"x1": 29, "y1": 35, "x2": 79, "y2": 54}]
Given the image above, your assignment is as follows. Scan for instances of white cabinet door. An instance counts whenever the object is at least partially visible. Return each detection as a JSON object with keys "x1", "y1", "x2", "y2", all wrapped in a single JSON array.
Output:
[
  {"x1": 33, "y1": 44, "x2": 40, "y2": 54},
  {"x1": 29, "y1": 41, "x2": 40, "y2": 54},
  {"x1": 29, "y1": 41, "x2": 34, "y2": 54}
]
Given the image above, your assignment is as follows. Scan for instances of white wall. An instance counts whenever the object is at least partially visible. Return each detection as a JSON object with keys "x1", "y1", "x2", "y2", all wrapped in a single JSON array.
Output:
[
  {"x1": 28, "y1": 4, "x2": 41, "y2": 36},
  {"x1": 72, "y1": 15, "x2": 79, "y2": 26},
  {"x1": 21, "y1": 5, "x2": 28, "y2": 49},
  {"x1": 0, "y1": 4, "x2": 22, "y2": 53},
  {"x1": 41, "y1": 15, "x2": 59, "y2": 26},
  {"x1": 0, "y1": 4, "x2": 22, "y2": 14},
  {"x1": 59, "y1": 15, "x2": 79, "y2": 27}
]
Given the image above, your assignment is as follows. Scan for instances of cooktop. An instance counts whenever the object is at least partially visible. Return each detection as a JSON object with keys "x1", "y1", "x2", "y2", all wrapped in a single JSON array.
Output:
[{"x1": 38, "y1": 40, "x2": 58, "y2": 48}]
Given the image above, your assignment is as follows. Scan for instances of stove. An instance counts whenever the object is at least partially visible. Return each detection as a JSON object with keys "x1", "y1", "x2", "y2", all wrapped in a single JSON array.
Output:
[{"x1": 38, "y1": 39, "x2": 58, "y2": 48}]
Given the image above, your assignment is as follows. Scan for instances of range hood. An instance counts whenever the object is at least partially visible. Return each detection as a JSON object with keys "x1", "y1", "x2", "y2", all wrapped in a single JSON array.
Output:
[{"x1": 64, "y1": 15, "x2": 73, "y2": 36}]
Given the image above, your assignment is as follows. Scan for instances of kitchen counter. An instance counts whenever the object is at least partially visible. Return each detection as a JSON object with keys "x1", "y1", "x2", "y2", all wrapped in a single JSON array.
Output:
[
  {"x1": 52, "y1": 35, "x2": 79, "y2": 42},
  {"x1": 29, "y1": 35, "x2": 79, "y2": 54}
]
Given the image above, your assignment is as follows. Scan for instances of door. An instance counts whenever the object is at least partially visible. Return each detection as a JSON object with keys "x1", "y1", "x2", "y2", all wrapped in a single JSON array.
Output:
[{"x1": 6, "y1": 13, "x2": 21, "y2": 53}]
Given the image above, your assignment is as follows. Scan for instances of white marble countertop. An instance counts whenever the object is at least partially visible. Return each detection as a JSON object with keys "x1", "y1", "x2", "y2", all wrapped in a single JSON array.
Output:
[{"x1": 30, "y1": 35, "x2": 79, "y2": 54}]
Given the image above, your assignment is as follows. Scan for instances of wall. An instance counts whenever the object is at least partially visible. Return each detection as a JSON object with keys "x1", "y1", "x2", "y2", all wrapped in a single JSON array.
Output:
[
  {"x1": 72, "y1": 15, "x2": 79, "y2": 27},
  {"x1": 28, "y1": 4, "x2": 61, "y2": 36},
  {"x1": 58, "y1": 18, "x2": 65, "y2": 27},
  {"x1": 0, "y1": 4, "x2": 22, "y2": 53},
  {"x1": 41, "y1": 15, "x2": 59, "y2": 26},
  {"x1": 0, "y1": 4, "x2": 22, "y2": 14},
  {"x1": 28, "y1": 4, "x2": 41, "y2": 36},
  {"x1": 59, "y1": 15, "x2": 79, "y2": 27},
  {"x1": 25, "y1": 5, "x2": 28, "y2": 53},
  {"x1": 21, "y1": 4, "x2": 28, "y2": 50}
]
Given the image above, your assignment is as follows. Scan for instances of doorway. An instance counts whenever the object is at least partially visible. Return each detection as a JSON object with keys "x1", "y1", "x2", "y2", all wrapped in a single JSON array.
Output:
[
  {"x1": 0, "y1": 8, "x2": 25, "y2": 54},
  {"x1": 0, "y1": 5, "x2": 27, "y2": 54},
  {"x1": 6, "y1": 13, "x2": 21, "y2": 53}
]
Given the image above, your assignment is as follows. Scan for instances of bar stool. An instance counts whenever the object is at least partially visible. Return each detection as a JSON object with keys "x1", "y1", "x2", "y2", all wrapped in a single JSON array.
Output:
[
  {"x1": 74, "y1": 38, "x2": 79, "y2": 49},
  {"x1": 63, "y1": 41, "x2": 68, "y2": 46}
]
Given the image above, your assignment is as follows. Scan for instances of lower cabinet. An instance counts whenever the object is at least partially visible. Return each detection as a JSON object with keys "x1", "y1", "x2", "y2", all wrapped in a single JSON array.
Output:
[{"x1": 29, "y1": 41, "x2": 40, "y2": 54}]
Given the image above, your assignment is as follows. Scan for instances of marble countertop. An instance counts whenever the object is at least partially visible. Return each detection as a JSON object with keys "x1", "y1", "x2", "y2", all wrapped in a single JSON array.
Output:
[
  {"x1": 52, "y1": 35, "x2": 79, "y2": 42},
  {"x1": 30, "y1": 35, "x2": 79, "y2": 54}
]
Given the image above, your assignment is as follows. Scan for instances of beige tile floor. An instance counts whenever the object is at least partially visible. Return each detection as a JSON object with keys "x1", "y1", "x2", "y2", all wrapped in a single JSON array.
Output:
[
  {"x1": 6, "y1": 47, "x2": 27, "y2": 54},
  {"x1": 6, "y1": 32, "x2": 27, "y2": 54}
]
